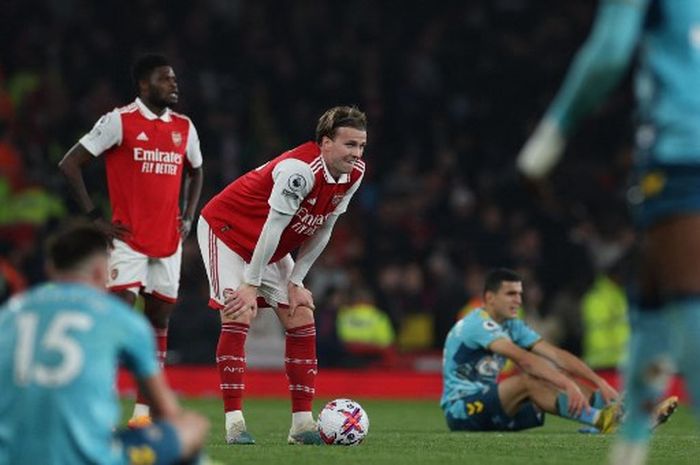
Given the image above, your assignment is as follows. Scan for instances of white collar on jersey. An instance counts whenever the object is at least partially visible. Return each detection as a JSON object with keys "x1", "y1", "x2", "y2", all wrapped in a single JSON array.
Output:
[
  {"x1": 320, "y1": 156, "x2": 351, "y2": 184},
  {"x1": 135, "y1": 97, "x2": 172, "y2": 122}
]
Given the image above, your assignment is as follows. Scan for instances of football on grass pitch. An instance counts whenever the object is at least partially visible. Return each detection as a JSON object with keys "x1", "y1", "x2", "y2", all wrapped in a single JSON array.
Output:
[{"x1": 317, "y1": 398, "x2": 369, "y2": 445}]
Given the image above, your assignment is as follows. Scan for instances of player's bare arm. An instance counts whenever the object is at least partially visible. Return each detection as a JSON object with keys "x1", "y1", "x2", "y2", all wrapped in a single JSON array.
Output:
[
  {"x1": 490, "y1": 338, "x2": 589, "y2": 416},
  {"x1": 223, "y1": 209, "x2": 295, "y2": 319},
  {"x1": 531, "y1": 340, "x2": 620, "y2": 404},
  {"x1": 58, "y1": 143, "x2": 131, "y2": 241},
  {"x1": 285, "y1": 214, "x2": 342, "y2": 317},
  {"x1": 180, "y1": 164, "x2": 203, "y2": 240},
  {"x1": 517, "y1": 0, "x2": 646, "y2": 180},
  {"x1": 137, "y1": 372, "x2": 181, "y2": 421}
]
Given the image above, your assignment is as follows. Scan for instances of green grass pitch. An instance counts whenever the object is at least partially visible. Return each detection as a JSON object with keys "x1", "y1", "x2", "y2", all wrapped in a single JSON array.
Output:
[{"x1": 122, "y1": 397, "x2": 699, "y2": 465}]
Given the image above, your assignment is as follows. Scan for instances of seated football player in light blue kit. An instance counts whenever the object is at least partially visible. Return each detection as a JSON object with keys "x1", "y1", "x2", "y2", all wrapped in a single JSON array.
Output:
[
  {"x1": 0, "y1": 222, "x2": 210, "y2": 465},
  {"x1": 518, "y1": 1, "x2": 698, "y2": 464},
  {"x1": 441, "y1": 269, "x2": 624, "y2": 433}
]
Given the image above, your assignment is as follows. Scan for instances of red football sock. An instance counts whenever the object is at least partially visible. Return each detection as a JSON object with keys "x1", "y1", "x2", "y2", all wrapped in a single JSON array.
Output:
[
  {"x1": 217, "y1": 322, "x2": 249, "y2": 412},
  {"x1": 155, "y1": 327, "x2": 168, "y2": 368},
  {"x1": 285, "y1": 323, "x2": 317, "y2": 412},
  {"x1": 135, "y1": 327, "x2": 168, "y2": 406}
]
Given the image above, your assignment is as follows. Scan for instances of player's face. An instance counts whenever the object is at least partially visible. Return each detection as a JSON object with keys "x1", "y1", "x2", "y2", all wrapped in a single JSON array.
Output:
[
  {"x1": 321, "y1": 127, "x2": 367, "y2": 178},
  {"x1": 487, "y1": 281, "x2": 523, "y2": 322},
  {"x1": 145, "y1": 66, "x2": 179, "y2": 108}
]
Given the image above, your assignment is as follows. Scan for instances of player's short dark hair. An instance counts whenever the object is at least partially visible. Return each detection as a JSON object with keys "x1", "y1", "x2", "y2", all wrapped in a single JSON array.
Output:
[
  {"x1": 484, "y1": 268, "x2": 522, "y2": 295},
  {"x1": 45, "y1": 221, "x2": 110, "y2": 272},
  {"x1": 315, "y1": 106, "x2": 367, "y2": 143},
  {"x1": 131, "y1": 54, "x2": 170, "y2": 86}
]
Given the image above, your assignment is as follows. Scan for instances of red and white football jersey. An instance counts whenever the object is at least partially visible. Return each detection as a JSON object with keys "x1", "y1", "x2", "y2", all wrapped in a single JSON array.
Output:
[
  {"x1": 80, "y1": 98, "x2": 203, "y2": 257},
  {"x1": 202, "y1": 141, "x2": 364, "y2": 263}
]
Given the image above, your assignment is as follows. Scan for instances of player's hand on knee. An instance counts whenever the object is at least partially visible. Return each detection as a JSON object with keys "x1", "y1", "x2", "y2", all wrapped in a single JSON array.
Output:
[
  {"x1": 565, "y1": 382, "x2": 589, "y2": 416},
  {"x1": 287, "y1": 282, "x2": 315, "y2": 317},
  {"x1": 597, "y1": 380, "x2": 620, "y2": 405},
  {"x1": 222, "y1": 284, "x2": 258, "y2": 319},
  {"x1": 222, "y1": 297, "x2": 257, "y2": 319}
]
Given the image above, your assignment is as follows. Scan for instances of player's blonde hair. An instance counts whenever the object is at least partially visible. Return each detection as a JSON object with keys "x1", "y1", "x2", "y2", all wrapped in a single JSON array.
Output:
[{"x1": 315, "y1": 106, "x2": 367, "y2": 143}]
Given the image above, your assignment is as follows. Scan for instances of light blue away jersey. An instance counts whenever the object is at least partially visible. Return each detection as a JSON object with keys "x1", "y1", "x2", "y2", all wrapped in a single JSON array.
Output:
[
  {"x1": 636, "y1": 0, "x2": 700, "y2": 163},
  {"x1": 0, "y1": 282, "x2": 158, "y2": 465},
  {"x1": 441, "y1": 309, "x2": 540, "y2": 408}
]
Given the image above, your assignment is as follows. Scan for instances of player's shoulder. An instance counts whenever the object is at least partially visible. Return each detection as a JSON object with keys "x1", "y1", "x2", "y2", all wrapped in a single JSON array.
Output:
[
  {"x1": 283, "y1": 141, "x2": 321, "y2": 163},
  {"x1": 169, "y1": 109, "x2": 194, "y2": 125},
  {"x1": 348, "y1": 159, "x2": 365, "y2": 183},
  {"x1": 116, "y1": 101, "x2": 139, "y2": 115},
  {"x1": 352, "y1": 159, "x2": 366, "y2": 175},
  {"x1": 68, "y1": 283, "x2": 134, "y2": 315},
  {"x1": 502, "y1": 317, "x2": 528, "y2": 331},
  {"x1": 466, "y1": 309, "x2": 502, "y2": 332}
]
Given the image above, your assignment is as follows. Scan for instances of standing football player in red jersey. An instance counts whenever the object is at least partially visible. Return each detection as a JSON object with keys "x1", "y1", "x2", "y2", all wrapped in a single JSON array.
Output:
[
  {"x1": 58, "y1": 54, "x2": 204, "y2": 427},
  {"x1": 197, "y1": 106, "x2": 367, "y2": 445}
]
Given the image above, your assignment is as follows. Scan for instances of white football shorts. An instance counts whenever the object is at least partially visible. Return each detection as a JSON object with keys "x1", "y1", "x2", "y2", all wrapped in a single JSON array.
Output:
[
  {"x1": 197, "y1": 216, "x2": 292, "y2": 309},
  {"x1": 107, "y1": 239, "x2": 182, "y2": 303}
]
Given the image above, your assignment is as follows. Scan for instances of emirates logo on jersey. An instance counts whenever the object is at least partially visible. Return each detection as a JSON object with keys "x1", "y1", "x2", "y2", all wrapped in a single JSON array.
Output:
[
  {"x1": 291, "y1": 207, "x2": 332, "y2": 236},
  {"x1": 133, "y1": 148, "x2": 183, "y2": 175},
  {"x1": 171, "y1": 131, "x2": 182, "y2": 147}
]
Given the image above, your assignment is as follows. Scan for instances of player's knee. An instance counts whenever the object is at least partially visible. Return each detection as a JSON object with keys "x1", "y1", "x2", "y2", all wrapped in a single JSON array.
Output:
[
  {"x1": 519, "y1": 374, "x2": 544, "y2": 393},
  {"x1": 144, "y1": 296, "x2": 176, "y2": 328},
  {"x1": 172, "y1": 412, "x2": 210, "y2": 458},
  {"x1": 145, "y1": 308, "x2": 173, "y2": 329},
  {"x1": 288, "y1": 305, "x2": 315, "y2": 327},
  {"x1": 114, "y1": 289, "x2": 137, "y2": 306},
  {"x1": 220, "y1": 310, "x2": 253, "y2": 325}
]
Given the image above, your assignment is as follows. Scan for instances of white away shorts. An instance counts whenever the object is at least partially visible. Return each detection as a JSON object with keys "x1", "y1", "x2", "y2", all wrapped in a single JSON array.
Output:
[{"x1": 196, "y1": 216, "x2": 293, "y2": 310}]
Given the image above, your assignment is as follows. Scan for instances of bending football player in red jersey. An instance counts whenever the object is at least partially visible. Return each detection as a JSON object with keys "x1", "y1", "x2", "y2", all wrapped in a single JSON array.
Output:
[
  {"x1": 59, "y1": 54, "x2": 204, "y2": 427},
  {"x1": 198, "y1": 106, "x2": 367, "y2": 445}
]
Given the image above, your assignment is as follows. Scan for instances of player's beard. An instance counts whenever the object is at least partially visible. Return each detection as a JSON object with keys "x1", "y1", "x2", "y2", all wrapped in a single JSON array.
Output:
[{"x1": 148, "y1": 88, "x2": 177, "y2": 109}]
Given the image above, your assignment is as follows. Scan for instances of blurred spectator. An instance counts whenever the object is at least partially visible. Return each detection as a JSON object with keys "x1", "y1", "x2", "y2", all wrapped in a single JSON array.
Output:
[
  {"x1": 0, "y1": 255, "x2": 27, "y2": 305},
  {"x1": 337, "y1": 288, "x2": 395, "y2": 367},
  {"x1": 1, "y1": 0, "x2": 635, "y2": 364},
  {"x1": 580, "y1": 258, "x2": 631, "y2": 370}
]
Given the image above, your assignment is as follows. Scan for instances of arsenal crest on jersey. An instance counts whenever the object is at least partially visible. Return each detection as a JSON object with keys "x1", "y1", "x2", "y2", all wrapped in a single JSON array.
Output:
[{"x1": 171, "y1": 131, "x2": 182, "y2": 147}]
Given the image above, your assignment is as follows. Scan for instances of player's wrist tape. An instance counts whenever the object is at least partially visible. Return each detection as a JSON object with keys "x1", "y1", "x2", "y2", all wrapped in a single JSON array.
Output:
[{"x1": 85, "y1": 207, "x2": 102, "y2": 221}]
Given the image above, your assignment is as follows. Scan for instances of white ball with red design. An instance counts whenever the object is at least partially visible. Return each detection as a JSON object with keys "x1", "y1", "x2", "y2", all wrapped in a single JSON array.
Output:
[{"x1": 317, "y1": 398, "x2": 369, "y2": 446}]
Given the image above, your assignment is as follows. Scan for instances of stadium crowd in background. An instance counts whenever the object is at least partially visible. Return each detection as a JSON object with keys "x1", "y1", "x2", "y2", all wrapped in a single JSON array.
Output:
[{"x1": 0, "y1": 0, "x2": 635, "y2": 366}]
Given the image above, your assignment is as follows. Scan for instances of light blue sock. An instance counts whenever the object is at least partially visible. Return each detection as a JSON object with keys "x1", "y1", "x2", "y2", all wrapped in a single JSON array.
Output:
[
  {"x1": 670, "y1": 298, "x2": 700, "y2": 423},
  {"x1": 619, "y1": 306, "x2": 673, "y2": 442},
  {"x1": 556, "y1": 393, "x2": 600, "y2": 426},
  {"x1": 589, "y1": 390, "x2": 606, "y2": 409}
]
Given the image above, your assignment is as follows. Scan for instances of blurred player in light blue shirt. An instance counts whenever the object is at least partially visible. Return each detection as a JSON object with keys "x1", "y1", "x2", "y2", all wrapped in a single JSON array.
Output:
[
  {"x1": 518, "y1": 1, "x2": 699, "y2": 464},
  {"x1": 441, "y1": 268, "x2": 623, "y2": 433},
  {"x1": 0, "y1": 222, "x2": 210, "y2": 465}
]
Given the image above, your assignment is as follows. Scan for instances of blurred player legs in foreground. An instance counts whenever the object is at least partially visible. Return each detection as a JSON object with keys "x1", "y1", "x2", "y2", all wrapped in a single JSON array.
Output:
[
  {"x1": 198, "y1": 106, "x2": 367, "y2": 444},
  {"x1": 0, "y1": 222, "x2": 211, "y2": 465},
  {"x1": 518, "y1": 1, "x2": 700, "y2": 463},
  {"x1": 59, "y1": 54, "x2": 204, "y2": 426}
]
